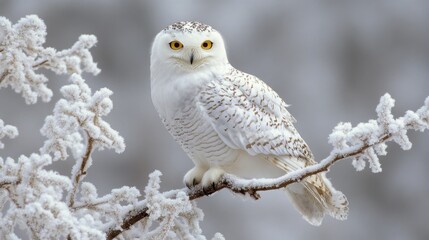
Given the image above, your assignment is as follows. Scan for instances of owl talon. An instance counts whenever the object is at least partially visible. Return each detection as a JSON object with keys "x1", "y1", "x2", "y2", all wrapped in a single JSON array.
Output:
[
  {"x1": 202, "y1": 186, "x2": 210, "y2": 195},
  {"x1": 184, "y1": 166, "x2": 207, "y2": 189},
  {"x1": 201, "y1": 167, "x2": 224, "y2": 194},
  {"x1": 202, "y1": 181, "x2": 218, "y2": 195},
  {"x1": 185, "y1": 180, "x2": 193, "y2": 189}
]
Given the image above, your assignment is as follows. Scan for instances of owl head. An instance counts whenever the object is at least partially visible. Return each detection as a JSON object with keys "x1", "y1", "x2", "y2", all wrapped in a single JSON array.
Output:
[{"x1": 150, "y1": 21, "x2": 228, "y2": 74}]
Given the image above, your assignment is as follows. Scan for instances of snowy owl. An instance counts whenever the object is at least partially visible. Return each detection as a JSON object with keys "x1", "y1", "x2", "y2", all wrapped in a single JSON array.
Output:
[{"x1": 150, "y1": 21, "x2": 348, "y2": 225}]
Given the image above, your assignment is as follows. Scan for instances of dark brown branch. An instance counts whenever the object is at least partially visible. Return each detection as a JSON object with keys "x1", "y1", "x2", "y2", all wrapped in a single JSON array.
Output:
[{"x1": 105, "y1": 134, "x2": 391, "y2": 240}]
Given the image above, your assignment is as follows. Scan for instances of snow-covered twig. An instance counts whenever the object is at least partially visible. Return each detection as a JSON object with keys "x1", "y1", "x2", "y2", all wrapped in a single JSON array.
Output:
[
  {"x1": 40, "y1": 74, "x2": 125, "y2": 162},
  {"x1": 68, "y1": 135, "x2": 94, "y2": 207},
  {"x1": 105, "y1": 172, "x2": 223, "y2": 240},
  {"x1": 0, "y1": 176, "x2": 19, "y2": 188},
  {"x1": 39, "y1": 74, "x2": 125, "y2": 207},
  {"x1": 0, "y1": 15, "x2": 100, "y2": 104},
  {"x1": 106, "y1": 93, "x2": 429, "y2": 239}
]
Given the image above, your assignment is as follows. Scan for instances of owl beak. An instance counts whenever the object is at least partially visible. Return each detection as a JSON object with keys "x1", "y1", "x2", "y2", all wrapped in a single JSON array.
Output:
[{"x1": 190, "y1": 52, "x2": 194, "y2": 65}]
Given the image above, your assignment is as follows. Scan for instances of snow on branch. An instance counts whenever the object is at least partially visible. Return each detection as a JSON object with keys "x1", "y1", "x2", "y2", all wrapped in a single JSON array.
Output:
[
  {"x1": 0, "y1": 119, "x2": 18, "y2": 149},
  {"x1": 0, "y1": 15, "x2": 100, "y2": 104},
  {"x1": 0, "y1": 154, "x2": 83, "y2": 239},
  {"x1": 106, "y1": 93, "x2": 429, "y2": 239},
  {"x1": 105, "y1": 171, "x2": 225, "y2": 240},
  {"x1": 39, "y1": 73, "x2": 125, "y2": 207},
  {"x1": 40, "y1": 73, "x2": 125, "y2": 161},
  {"x1": 329, "y1": 93, "x2": 429, "y2": 173}
]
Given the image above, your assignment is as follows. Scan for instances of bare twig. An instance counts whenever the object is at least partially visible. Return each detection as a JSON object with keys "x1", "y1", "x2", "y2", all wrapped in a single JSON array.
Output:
[
  {"x1": 72, "y1": 199, "x2": 109, "y2": 210},
  {"x1": 106, "y1": 206, "x2": 150, "y2": 240},
  {"x1": 67, "y1": 133, "x2": 95, "y2": 207},
  {"x1": 105, "y1": 133, "x2": 392, "y2": 240},
  {"x1": 32, "y1": 59, "x2": 48, "y2": 69}
]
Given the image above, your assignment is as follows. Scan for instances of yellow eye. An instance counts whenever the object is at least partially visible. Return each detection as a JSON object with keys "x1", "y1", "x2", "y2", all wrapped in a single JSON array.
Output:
[
  {"x1": 201, "y1": 40, "x2": 213, "y2": 50},
  {"x1": 169, "y1": 41, "x2": 183, "y2": 50}
]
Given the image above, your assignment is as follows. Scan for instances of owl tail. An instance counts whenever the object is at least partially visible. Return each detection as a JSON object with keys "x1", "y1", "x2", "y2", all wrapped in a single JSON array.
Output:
[{"x1": 284, "y1": 173, "x2": 348, "y2": 226}]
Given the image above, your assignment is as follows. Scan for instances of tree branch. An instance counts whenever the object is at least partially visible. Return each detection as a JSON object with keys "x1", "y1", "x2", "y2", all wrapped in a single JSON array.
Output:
[
  {"x1": 0, "y1": 70, "x2": 9, "y2": 84},
  {"x1": 0, "y1": 176, "x2": 19, "y2": 188},
  {"x1": 32, "y1": 59, "x2": 49, "y2": 69},
  {"x1": 104, "y1": 93, "x2": 429, "y2": 239},
  {"x1": 105, "y1": 133, "x2": 393, "y2": 239},
  {"x1": 67, "y1": 133, "x2": 94, "y2": 207}
]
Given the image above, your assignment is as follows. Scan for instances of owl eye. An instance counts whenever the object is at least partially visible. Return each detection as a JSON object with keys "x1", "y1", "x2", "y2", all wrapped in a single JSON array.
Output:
[
  {"x1": 169, "y1": 41, "x2": 183, "y2": 50},
  {"x1": 201, "y1": 40, "x2": 213, "y2": 50}
]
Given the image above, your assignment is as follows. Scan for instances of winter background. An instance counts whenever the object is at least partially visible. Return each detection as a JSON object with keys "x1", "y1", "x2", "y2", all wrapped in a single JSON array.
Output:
[{"x1": 1, "y1": 0, "x2": 428, "y2": 239}]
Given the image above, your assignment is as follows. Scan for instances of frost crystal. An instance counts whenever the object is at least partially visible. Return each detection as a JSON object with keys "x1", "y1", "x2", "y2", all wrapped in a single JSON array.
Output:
[
  {"x1": 328, "y1": 122, "x2": 352, "y2": 150},
  {"x1": 0, "y1": 15, "x2": 99, "y2": 104},
  {"x1": 40, "y1": 74, "x2": 125, "y2": 161},
  {"x1": 0, "y1": 119, "x2": 18, "y2": 149},
  {"x1": 212, "y1": 233, "x2": 226, "y2": 240},
  {"x1": 352, "y1": 157, "x2": 366, "y2": 171}
]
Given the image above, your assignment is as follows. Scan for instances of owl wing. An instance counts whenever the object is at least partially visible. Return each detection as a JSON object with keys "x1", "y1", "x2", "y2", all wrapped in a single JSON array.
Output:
[{"x1": 198, "y1": 67, "x2": 314, "y2": 161}]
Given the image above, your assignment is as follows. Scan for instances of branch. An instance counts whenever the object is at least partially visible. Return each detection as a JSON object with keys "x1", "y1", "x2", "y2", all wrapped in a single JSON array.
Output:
[
  {"x1": 0, "y1": 15, "x2": 100, "y2": 104},
  {"x1": 32, "y1": 59, "x2": 49, "y2": 69},
  {"x1": 106, "y1": 93, "x2": 429, "y2": 239},
  {"x1": 0, "y1": 176, "x2": 19, "y2": 188},
  {"x1": 105, "y1": 134, "x2": 390, "y2": 239},
  {"x1": 0, "y1": 69, "x2": 8, "y2": 83},
  {"x1": 67, "y1": 134, "x2": 94, "y2": 207}
]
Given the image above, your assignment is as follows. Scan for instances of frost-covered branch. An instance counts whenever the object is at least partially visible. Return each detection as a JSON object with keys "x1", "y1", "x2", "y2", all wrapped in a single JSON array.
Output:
[
  {"x1": 0, "y1": 15, "x2": 100, "y2": 104},
  {"x1": 0, "y1": 176, "x2": 19, "y2": 188},
  {"x1": 0, "y1": 74, "x2": 131, "y2": 239},
  {"x1": 68, "y1": 136, "x2": 94, "y2": 207},
  {"x1": 40, "y1": 74, "x2": 125, "y2": 161},
  {"x1": 0, "y1": 154, "x2": 78, "y2": 239},
  {"x1": 106, "y1": 93, "x2": 429, "y2": 239},
  {"x1": 105, "y1": 172, "x2": 225, "y2": 240},
  {"x1": 39, "y1": 74, "x2": 125, "y2": 207}
]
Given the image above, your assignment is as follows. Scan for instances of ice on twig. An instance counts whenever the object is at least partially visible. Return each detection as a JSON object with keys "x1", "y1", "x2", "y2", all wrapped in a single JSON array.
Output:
[
  {"x1": 0, "y1": 15, "x2": 99, "y2": 104},
  {"x1": 329, "y1": 93, "x2": 429, "y2": 172},
  {"x1": 128, "y1": 171, "x2": 210, "y2": 240},
  {"x1": 40, "y1": 74, "x2": 125, "y2": 161}
]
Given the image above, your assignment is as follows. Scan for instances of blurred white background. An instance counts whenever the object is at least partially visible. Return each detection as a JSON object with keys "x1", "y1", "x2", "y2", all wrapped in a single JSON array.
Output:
[{"x1": 1, "y1": 0, "x2": 428, "y2": 239}]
